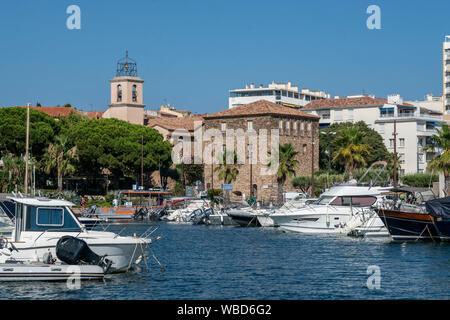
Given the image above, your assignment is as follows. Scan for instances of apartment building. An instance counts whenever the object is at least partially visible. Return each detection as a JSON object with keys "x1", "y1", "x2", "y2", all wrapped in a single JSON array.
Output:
[
  {"x1": 302, "y1": 94, "x2": 445, "y2": 175},
  {"x1": 229, "y1": 81, "x2": 331, "y2": 109}
]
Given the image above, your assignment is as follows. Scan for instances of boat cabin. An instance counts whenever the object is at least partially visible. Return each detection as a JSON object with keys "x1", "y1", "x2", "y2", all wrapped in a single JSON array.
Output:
[{"x1": 7, "y1": 197, "x2": 83, "y2": 242}]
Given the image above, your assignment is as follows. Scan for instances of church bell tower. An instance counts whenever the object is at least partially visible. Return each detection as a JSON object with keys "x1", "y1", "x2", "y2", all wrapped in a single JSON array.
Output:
[{"x1": 103, "y1": 51, "x2": 145, "y2": 125}]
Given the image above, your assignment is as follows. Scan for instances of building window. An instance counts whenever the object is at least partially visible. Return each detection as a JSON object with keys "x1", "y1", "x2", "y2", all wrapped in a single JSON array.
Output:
[
  {"x1": 400, "y1": 169, "x2": 405, "y2": 176},
  {"x1": 334, "y1": 110, "x2": 343, "y2": 121},
  {"x1": 307, "y1": 120, "x2": 311, "y2": 137},
  {"x1": 132, "y1": 85, "x2": 137, "y2": 102},
  {"x1": 302, "y1": 144, "x2": 307, "y2": 155},
  {"x1": 300, "y1": 120, "x2": 304, "y2": 136},
  {"x1": 399, "y1": 138, "x2": 405, "y2": 147},
  {"x1": 247, "y1": 120, "x2": 253, "y2": 131},
  {"x1": 117, "y1": 85, "x2": 122, "y2": 102},
  {"x1": 293, "y1": 120, "x2": 297, "y2": 136},
  {"x1": 347, "y1": 109, "x2": 353, "y2": 121},
  {"x1": 285, "y1": 119, "x2": 290, "y2": 136},
  {"x1": 378, "y1": 123, "x2": 384, "y2": 134},
  {"x1": 389, "y1": 139, "x2": 394, "y2": 148},
  {"x1": 279, "y1": 118, "x2": 283, "y2": 135},
  {"x1": 221, "y1": 122, "x2": 226, "y2": 132},
  {"x1": 399, "y1": 153, "x2": 405, "y2": 164}
]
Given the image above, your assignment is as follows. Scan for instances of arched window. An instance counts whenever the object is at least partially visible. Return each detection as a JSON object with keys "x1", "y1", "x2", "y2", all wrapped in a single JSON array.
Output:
[
  {"x1": 117, "y1": 85, "x2": 122, "y2": 102},
  {"x1": 132, "y1": 85, "x2": 137, "y2": 102}
]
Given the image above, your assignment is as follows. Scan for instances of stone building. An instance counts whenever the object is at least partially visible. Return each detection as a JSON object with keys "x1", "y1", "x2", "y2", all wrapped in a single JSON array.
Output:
[{"x1": 202, "y1": 100, "x2": 319, "y2": 203}]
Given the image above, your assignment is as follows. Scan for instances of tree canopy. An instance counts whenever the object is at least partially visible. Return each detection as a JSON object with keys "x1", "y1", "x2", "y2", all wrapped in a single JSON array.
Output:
[
  {"x1": 68, "y1": 117, "x2": 173, "y2": 180},
  {"x1": 0, "y1": 107, "x2": 61, "y2": 160},
  {"x1": 319, "y1": 121, "x2": 391, "y2": 173}
]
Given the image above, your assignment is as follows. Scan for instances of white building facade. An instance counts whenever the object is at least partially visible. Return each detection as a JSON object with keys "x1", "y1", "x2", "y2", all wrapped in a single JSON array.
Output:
[
  {"x1": 444, "y1": 36, "x2": 450, "y2": 121},
  {"x1": 229, "y1": 81, "x2": 331, "y2": 109},
  {"x1": 302, "y1": 94, "x2": 445, "y2": 175}
]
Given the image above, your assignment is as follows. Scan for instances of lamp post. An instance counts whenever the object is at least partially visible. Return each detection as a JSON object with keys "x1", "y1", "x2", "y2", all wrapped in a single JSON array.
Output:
[
  {"x1": 393, "y1": 120, "x2": 397, "y2": 187},
  {"x1": 141, "y1": 135, "x2": 144, "y2": 189},
  {"x1": 249, "y1": 145, "x2": 253, "y2": 199}
]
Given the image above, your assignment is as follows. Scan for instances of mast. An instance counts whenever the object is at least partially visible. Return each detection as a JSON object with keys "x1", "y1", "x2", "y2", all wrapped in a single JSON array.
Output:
[{"x1": 24, "y1": 103, "x2": 30, "y2": 195}]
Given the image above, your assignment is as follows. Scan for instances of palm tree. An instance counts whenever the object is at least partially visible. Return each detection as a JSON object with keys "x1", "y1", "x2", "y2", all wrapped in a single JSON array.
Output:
[
  {"x1": 268, "y1": 143, "x2": 299, "y2": 205},
  {"x1": 214, "y1": 151, "x2": 239, "y2": 204},
  {"x1": 1, "y1": 154, "x2": 25, "y2": 192},
  {"x1": 42, "y1": 135, "x2": 78, "y2": 192},
  {"x1": 332, "y1": 127, "x2": 370, "y2": 181},
  {"x1": 423, "y1": 124, "x2": 450, "y2": 195}
]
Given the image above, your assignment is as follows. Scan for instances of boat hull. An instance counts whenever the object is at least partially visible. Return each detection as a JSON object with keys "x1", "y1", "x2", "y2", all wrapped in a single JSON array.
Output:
[
  {"x1": 0, "y1": 263, "x2": 104, "y2": 281},
  {"x1": 227, "y1": 211, "x2": 260, "y2": 227},
  {"x1": 271, "y1": 209, "x2": 351, "y2": 234},
  {"x1": 376, "y1": 209, "x2": 443, "y2": 241},
  {"x1": 3, "y1": 232, "x2": 150, "y2": 273}
]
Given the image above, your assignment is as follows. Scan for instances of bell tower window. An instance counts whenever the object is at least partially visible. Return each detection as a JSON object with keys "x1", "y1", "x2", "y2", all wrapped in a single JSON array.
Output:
[
  {"x1": 132, "y1": 85, "x2": 137, "y2": 102},
  {"x1": 117, "y1": 84, "x2": 122, "y2": 102}
]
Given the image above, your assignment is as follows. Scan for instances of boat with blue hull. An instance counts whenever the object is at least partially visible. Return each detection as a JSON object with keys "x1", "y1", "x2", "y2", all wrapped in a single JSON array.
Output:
[{"x1": 375, "y1": 197, "x2": 450, "y2": 241}]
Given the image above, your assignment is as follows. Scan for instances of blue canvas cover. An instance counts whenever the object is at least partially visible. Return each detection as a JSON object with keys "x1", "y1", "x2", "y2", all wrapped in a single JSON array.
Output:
[{"x1": 425, "y1": 197, "x2": 450, "y2": 218}]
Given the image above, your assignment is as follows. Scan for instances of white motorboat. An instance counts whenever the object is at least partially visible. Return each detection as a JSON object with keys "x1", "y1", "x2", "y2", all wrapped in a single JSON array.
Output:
[
  {"x1": 0, "y1": 196, "x2": 151, "y2": 273},
  {"x1": 256, "y1": 199, "x2": 317, "y2": 227},
  {"x1": 0, "y1": 262, "x2": 105, "y2": 281},
  {"x1": 166, "y1": 199, "x2": 210, "y2": 222},
  {"x1": 269, "y1": 184, "x2": 389, "y2": 234}
]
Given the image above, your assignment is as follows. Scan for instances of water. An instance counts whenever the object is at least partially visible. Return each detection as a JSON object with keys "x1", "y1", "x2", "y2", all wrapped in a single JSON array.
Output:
[{"x1": 1, "y1": 222, "x2": 449, "y2": 300}]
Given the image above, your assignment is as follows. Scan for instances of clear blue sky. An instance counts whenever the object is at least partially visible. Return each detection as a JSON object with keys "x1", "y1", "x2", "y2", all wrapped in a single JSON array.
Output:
[{"x1": 0, "y1": 0, "x2": 449, "y2": 114}]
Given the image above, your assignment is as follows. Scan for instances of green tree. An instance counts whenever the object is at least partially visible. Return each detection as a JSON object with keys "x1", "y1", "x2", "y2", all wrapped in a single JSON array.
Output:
[
  {"x1": 214, "y1": 151, "x2": 239, "y2": 204},
  {"x1": 41, "y1": 135, "x2": 78, "y2": 192},
  {"x1": 332, "y1": 127, "x2": 371, "y2": 180},
  {"x1": 423, "y1": 124, "x2": 450, "y2": 195},
  {"x1": 1, "y1": 154, "x2": 25, "y2": 192},
  {"x1": 0, "y1": 107, "x2": 60, "y2": 160},
  {"x1": 320, "y1": 121, "x2": 391, "y2": 172},
  {"x1": 68, "y1": 118, "x2": 172, "y2": 188},
  {"x1": 268, "y1": 143, "x2": 299, "y2": 205}
]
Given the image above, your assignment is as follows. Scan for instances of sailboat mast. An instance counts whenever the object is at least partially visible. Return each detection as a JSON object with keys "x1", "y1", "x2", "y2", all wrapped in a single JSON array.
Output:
[{"x1": 24, "y1": 103, "x2": 30, "y2": 195}]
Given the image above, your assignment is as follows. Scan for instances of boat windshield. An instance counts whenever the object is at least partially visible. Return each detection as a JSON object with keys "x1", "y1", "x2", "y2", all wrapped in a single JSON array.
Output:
[{"x1": 313, "y1": 196, "x2": 335, "y2": 205}]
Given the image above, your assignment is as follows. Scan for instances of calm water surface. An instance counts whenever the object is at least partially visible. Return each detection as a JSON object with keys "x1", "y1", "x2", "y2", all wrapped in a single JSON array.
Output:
[{"x1": 1, "y1": 222, "x2": 449, "y2": 300}]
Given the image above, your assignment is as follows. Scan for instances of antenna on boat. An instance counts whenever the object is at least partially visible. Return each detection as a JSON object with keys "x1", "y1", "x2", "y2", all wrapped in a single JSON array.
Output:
[
  {"x1": 18, "y1": 192, "x2": 24, "y2": 198},
  {"x1": 11, "y1": 191, "x2": 16, "y2": 197}
]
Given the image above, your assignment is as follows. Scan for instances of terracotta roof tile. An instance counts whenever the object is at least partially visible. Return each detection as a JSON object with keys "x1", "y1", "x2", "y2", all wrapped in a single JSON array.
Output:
[
  {"x1": 302, "y1": 96, "x2": 415, "y2": 109},
  {"x1": 204, "y1": 100, "x2": 319, "y2": 119},
  {"x1": 28, "y1": 106, "x2": 81, "y2": 117},
  {"x1": 147, "y1": 115, "x2": 204, "y2": 131},
  {"x1": 86, "y1": 111, "x2": 105, "y2": 119}
]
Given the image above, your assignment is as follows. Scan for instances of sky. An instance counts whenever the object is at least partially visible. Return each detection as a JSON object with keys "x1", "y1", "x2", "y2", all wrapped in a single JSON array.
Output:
[{"x1": 0, "y1": 0, "x2": 449, "y2": 114}]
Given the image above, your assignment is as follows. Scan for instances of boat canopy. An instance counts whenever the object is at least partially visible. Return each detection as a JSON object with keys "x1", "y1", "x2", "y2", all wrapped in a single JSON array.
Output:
[{"x1": 425, "y1": 197, "x2": 450, "y2": 218}]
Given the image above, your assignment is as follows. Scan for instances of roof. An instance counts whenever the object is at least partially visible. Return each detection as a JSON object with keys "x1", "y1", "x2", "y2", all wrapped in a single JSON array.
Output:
[
  {"x1": 204, "y1": 100, "x2": 320, "y2": 119},
  {"x1": 7, "y1": 196, "x2": 75, "y2": 207},
  {"x1": 86, "y1": 111, "x2": 105, "y2": 119},
  {"x1": 147, "y1": 115, "x2": 204, "y2": 131},
  {"x1": 29, "y1": 106, "x2": 81, "y2": 117},
  {"x1": 302, "y1": 96, "x2": 415, "y2": 110}
]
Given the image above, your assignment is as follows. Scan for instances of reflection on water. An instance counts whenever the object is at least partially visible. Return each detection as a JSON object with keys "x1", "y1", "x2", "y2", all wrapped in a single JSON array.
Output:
[{"x1": 0, "y1": 222, "x2": 449, "y2": 300}]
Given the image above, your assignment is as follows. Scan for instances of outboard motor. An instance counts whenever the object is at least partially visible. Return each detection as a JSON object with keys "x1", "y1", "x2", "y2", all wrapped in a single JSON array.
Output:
[
  {"x1": 192, "y1": 208, "x2": 214, "y2": 225},
  {"x1": 133, "y1": 207, "x2": 149, "y2": 220},
  {"x1": 56, "y1": 236, "x2": 112, "y2": 273}
]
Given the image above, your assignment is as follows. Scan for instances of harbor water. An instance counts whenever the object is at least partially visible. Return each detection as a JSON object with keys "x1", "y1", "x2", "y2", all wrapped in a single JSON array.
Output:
[{"x1": 1, "y1": 222, "x2": 449, "y2": 300}]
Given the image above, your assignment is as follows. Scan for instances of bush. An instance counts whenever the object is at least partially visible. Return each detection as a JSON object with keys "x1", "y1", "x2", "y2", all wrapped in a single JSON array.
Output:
[
  {"x1": 400, "y1": 172, "x2": 438, "y2": 187},
  {"x1": 207, "y1": 188, "x2": 223, "y2": 207}
]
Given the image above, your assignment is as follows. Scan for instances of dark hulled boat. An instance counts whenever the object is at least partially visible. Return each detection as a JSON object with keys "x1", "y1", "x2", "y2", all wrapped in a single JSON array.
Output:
[
  {"x1": 226, "y1": 209, "x2": 261, "y2": 227},
  {"x1": 375, "y1": 197, "x2": 450, "y2": 241}
]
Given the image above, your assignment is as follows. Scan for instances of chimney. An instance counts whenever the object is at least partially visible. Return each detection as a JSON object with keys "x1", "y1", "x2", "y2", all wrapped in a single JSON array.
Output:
[{"x1": 250, "y1": 83, "x2": 255, "y2": 89}]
